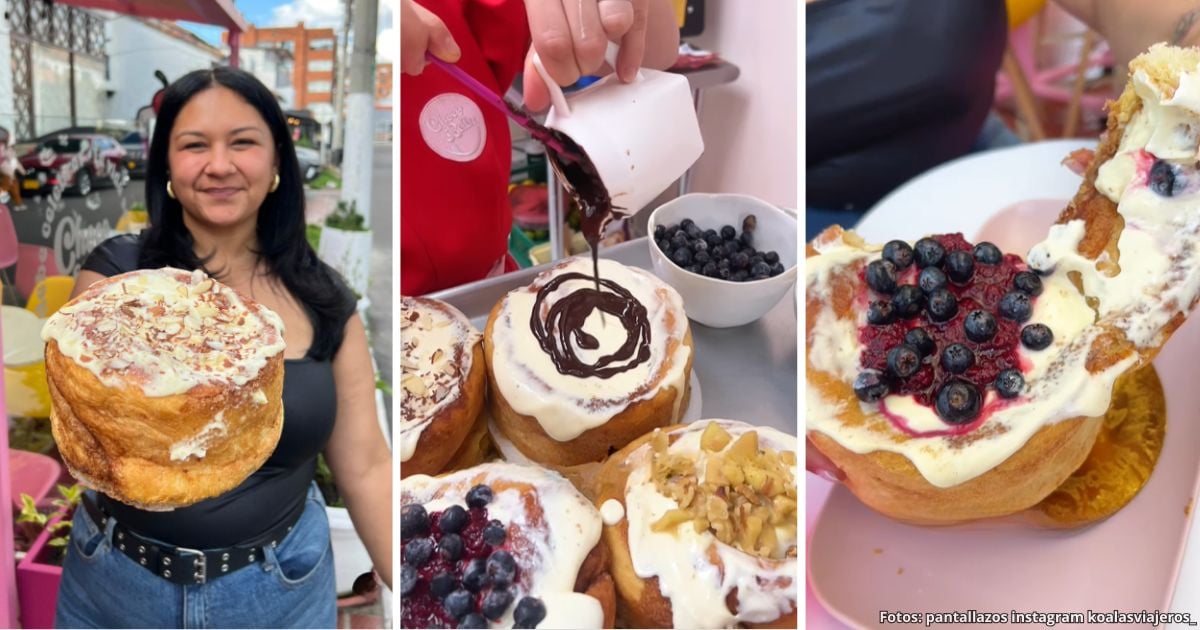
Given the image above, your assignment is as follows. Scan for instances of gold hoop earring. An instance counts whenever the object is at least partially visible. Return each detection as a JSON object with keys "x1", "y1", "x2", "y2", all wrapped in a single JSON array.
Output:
[
  {"x1": 270, "y1": 173, "x2": 280, "y2": 193},
  {"x1": 166, "y1": 181, "x2": 175, "y2": 199}
]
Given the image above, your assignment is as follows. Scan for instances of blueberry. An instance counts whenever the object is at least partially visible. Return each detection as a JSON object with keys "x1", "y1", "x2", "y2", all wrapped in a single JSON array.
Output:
[
  {"x1": 483, "y1": 520, "x2": 507, "y2": 546},
  {"x1": 853, "y1": 369, "x2": 890, "y2": 403},
  {"x1": 882, "y1": 240, "x2": 915, "y2": 269},
  {"x1": 680, "y1": 218, "x2": 695, "y2": 230},
  {"x1": 914, "y1": 237, "x2": 946, "y2": 268},
  {"x1": 717, "y1": 257, "x2": 731, "y2": 271},
  {"x1": 867, "y1": 300, "x2": 896, "y2": 325},
  {"x1": 710, "y1": 244, "x2": 725, "y2": 259},
  {"x1": 892, "y1": 285, "x2": 924, "y2": 318},
  {"x1": 403, "y1": 537, "x2": 434, "y2": 567},
  {"x1": 401, "y1": 504, "x2": 430, "y2": 540},
  {"x1": 887, "y1": 344, "x2": 921, "y2": 379},
  {"x1": 1013, "y1": 271, "x2": 1043, "y2": 296},
  {"x1": 731, "y1": 251, "x2": 750, "y2": 270},
  {"x1": 721, "y1": 224, "x2": 736, "y2": 240},
  {"x1": 945, "y1": 251, "x2": 975, "y2": 284},
  {"x1": 941, "y1": 343, "x2": 975, "y2": 374},
  {"x1": 702, "y1": 261, "x2": 719, "y2": 277},
  {"x1": 995, "y1": 369, "x2": 1025, "y2": 399},
  {"x1": 443, "y1": 589, "x2": 474, "y2": 620},
  {"x1": 750, "y1": 261, "x2": 771, "y2": 277},
  {"x1": 1021, "y1": 323, "x2": 1054, "y2": 350},
  {"x1": 665, "y1": 225, "x2": 679, "y2": 239},
  {"x1": 438, "y1": 505, "x2": 469, "y2": 534},
  {"x1": 400, "y1": 564, "x2": 417, "y2": 596},
  {"x1": 459, "y1": 613, "x2": 489, "y2": 629},
  {"x1": 764, "y1": 251, "x2": 780, "y2": 265},
  {"x1": 732, "y1": 270, "x2": 749, "y2": 282},
  {"x1": 770, "y1": 262, "x2": 786, "y2": 276},
  {"x1": 725, "y1": 237, "x2": 740, "y2": 253},
  {"x1": 935, "y1": 381, "x2": 982, "y2": 424},
  {"x1": 704, "y1": 228, "x2": 718, "y2": 240},
  {"x1": 670, "y1": 232, "x2": 689, "y2": 250},
  {"x1": 963, "y1": 310, "x2": 997, "y2": 343},
  {"x1": 513, "y1": 596, "x2": 548, "y2": 629},
  {"x1": 718, "y1": 267, "x2": 732, "y2": 280},
  {"x1": 430, "y1": 571, "x2": 457, "y2": 599},
  {"x1": 905, "y1": 327, "x2": 936, "y2": 358},
  {"x1": 1150, "y1": 160, "x2": 1180, "y2": 197},
  {"x1": 654, "y1": 224, "x2": 666, "y2": 240},
  {"x1": 749, "y1": 254, "x2": 765, "y2": 267},
  {"x1": 706, "y1": 234, "x2": 724, "y2": 250},
  {"x1": 487, "y1": 550, "x2": 517, "y2": 587},
  {"x1": 439, "y1": 533, "x2": 464, "y2": 561},
  {"x1": 686, "y1": 265, "x2": 701, "y2": 275},
  {"x1": 482, "y1": 587, "x2": 515, "y2": 620},
  {"x1": 740, "y1": 231, "x2": 754, "y2": 247},
  {"x1": 926, "y1": 289, "x2": 959, "y2": 322},
  {"x1": 656, "y1": 239, "x2": 671, "y2": 255},
  {"x1": 918, "y1": 267, "x2": 947, "y2": 294},
  {"x1": 865, "y1": 259, "x2": 898, "y2": 294},
  {"x1": 693, "y1": 239, "x2": 708, "y2": 253},
  {"x1": 685, "y1": 225, "x2": 701, "y2": 239},
  {"x1": 998, "y1": 291, "x2": 1032, "y2": 322},
  {"x1": 466, "y1": 484, "x2": 493, "y2": 508},
  {"x1": 671, "y1": 247, "x2": 693, "y2": 268},
  {"x1": 698, "y1": 249, "x2": 716, "y2": 266},
  {"x1": 462, "y1": 557, "x2": 489, "y2": 592},
  {"x1": 972, "y1": 242, "x2": 1002, "y2": 265}
]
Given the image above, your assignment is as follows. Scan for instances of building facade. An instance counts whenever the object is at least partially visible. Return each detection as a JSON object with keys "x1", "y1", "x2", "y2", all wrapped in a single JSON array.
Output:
[
  {"x1": 105, "y1": 17, "x2": 223, "y2": 125},
  {"x1": 237, "y1": 23, "x2": 336, "y2": 123},
  {"x1": 240, "y1": 46, "x2": 295, "y2": 110}
]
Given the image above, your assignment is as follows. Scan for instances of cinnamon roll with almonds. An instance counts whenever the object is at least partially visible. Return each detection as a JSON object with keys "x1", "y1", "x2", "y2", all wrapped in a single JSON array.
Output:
[
  {"x1": 41, "y1": 267, "x2": 285, "y2": 509},
  {"x1": 484, "y1": 257, "x2": 694, "y2": 467},
  {"x1": 401, "y1": 296, "x2": 488, "y2": 478},
  {"x1": 595, "y1": 421, "x2": 798, "y2": 629}
]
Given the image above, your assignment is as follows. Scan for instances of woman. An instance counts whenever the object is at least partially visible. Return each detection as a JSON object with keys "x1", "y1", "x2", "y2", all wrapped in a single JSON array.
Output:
[{"x1": 54, "y1": 67, "x2": 392, "y2": 629}]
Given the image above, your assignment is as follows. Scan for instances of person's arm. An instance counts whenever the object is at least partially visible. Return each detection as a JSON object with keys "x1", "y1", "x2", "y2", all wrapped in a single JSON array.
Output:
[
  {"x1": 523, "y1": 0, "x2": 681, "y2": 110},
  {"x1": 400, "y1": 0, "x2": 461, "y2": 75},
  {"x1": 1055, "y1": 0, "x2": 1200, "y2": 68},
  {"x1": 70, "y1": 269, "x2": 106, "y2": 299},
  {"x1": 324, "y1": 315, "x2": 393, "y2": 589}
]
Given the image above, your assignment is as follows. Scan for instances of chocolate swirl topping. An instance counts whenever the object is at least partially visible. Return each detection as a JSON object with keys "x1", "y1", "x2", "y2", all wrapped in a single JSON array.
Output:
[{"x1": 530, "y1": 272, "x2": 653, "y2": 378}]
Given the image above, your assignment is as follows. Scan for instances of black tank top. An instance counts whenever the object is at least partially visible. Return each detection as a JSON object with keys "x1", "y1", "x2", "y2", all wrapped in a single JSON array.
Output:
[
  {"x1": 807, "y1": 0, "x2": 1008, "y2": 211},
  {"x1": 81, "y1": 235, "x2": 343, "y2": 548}
]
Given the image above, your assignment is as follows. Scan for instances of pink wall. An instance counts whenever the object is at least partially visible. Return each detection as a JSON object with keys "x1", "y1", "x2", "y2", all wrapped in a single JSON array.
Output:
[{"x1": 689, "y1": 0, "x2": 798, "y2": 209}]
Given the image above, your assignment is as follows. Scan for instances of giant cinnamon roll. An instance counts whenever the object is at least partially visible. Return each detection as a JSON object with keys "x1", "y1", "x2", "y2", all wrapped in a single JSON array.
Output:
[
  {"x1": 401, "y1": 296, "x2": 488, "y2": 478},
  {"x1": 483, "y1": 257, "x2": 694, "y2": 467},
  {"x1": 595, "y1": 421, "x2": 798, "y2": 629},
  {"x1": 806, "y1": 43, "x2": 1200, "y2": 525},
  {"x1": 400, "y1": 461, "x2": 616, "y2": 628},
  {"x1": 41, "y1": 268, "x2": 285, "y2": 509}
]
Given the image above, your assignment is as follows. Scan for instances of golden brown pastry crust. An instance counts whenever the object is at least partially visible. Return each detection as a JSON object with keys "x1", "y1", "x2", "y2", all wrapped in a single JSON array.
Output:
[
  {"x1": 483, "y1": 295, "x2": 694, "y2": 466},
  {"x1": 45, "y1": 339, "x2": 284, "y2": 509},
  {"x1": 400, "y1": 340, "x2": 486, "y2": 478},
  {"x1": 595, "y1": 425, "x2": 797, "y2": 628}
]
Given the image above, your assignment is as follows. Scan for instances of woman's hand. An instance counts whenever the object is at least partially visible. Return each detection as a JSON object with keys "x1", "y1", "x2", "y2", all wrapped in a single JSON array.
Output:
[
  {"x1": 400, "y1": 0, "x2": 461, "y2": 76},
  {"x1": 523, "y1": 0, "x2": 680, "y2": 110}
]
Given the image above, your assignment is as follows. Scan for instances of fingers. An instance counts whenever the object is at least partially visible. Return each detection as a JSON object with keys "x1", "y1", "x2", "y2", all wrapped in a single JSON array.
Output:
[
  {"x1": 598, "y1": 0, "x2": 636, "y2": 41},
  {"x1": 400, "y1": 0, "x2": 460, "y2": 76},
  {"x1": 522, "y1": 50, "x2": 552, "y2": 111},
  {"x1": 526, "y1": 0, "x2": 610, "y2": 89},
  {"x1": 615, "y1": 0, "x2": 649, "y2": 82}
]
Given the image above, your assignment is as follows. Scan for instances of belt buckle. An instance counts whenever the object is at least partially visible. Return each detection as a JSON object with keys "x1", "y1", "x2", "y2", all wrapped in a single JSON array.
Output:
[{"x1": 176, "y1": 546, "x2": 207, "y2": 584}]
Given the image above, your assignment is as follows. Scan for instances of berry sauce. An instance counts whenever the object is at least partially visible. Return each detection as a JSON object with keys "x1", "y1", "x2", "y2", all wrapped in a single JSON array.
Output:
[
  {"x1": 858, "y1": 234, "x2": 1032, "y2": 421},
  {"x1": 401, "y1": 506, "x2": 516, "y2": 629}
]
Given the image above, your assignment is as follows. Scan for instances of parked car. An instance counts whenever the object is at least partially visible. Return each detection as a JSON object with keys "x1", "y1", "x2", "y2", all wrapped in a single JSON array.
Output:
[
  {"x1": 118, "y1": 131, "x2": 147, "y2": 178},
  {"x1": 294, "y1": 146, "x2": 322, "y2": 182},
  {"x1": 19, "y1": 134, "x2": 128, "y2": 196}
]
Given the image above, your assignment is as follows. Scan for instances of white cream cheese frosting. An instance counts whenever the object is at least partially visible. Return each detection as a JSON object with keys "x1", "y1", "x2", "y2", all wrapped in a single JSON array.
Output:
[
  {"x1": 489, "y1": 257, "x2": 691, "y2": 441},
  {"x1": 807, "y1": 55, "x2": 1200, "y2": 488},
  {"x1": 621, "y1": 420, "x2": 797, "y2": 628},
  {"x1": 399, "y1": 296, "x2": 481, "y2": 462},
  {"x1": 42, "y1": 267, "x2": 285, "y2": 398},
  {"x1": 401, "y1": 462, "x2": 605, "y2": 629}
]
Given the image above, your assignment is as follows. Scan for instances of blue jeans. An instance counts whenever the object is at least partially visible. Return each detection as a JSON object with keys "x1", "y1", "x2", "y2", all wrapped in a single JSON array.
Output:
[{"x1": 55, "y1": 483, "x2": 336, "y2": 629}]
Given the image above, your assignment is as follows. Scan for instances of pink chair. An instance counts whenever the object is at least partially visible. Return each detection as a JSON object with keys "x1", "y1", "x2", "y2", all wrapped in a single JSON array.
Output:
[
  {"x1": 0, "y1": 203, "x2": 17, "y2": 269},
  {"x1": 14, "y1": 244, "x2": 60, "y2": 303}
]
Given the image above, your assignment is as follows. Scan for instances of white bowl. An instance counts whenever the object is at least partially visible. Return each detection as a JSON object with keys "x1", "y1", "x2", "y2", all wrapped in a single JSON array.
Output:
[{"x1": 647, "y1": 193, "x2": 798, "y2": 328}]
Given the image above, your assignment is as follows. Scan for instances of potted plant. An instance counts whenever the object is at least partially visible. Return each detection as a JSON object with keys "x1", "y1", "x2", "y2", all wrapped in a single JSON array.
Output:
[
  {"x1": 317, "y1": 200, "x2": 371, "y2": 302},
  {"x1": 16, "y1": 484, "x2": 82, "y2": 630}
]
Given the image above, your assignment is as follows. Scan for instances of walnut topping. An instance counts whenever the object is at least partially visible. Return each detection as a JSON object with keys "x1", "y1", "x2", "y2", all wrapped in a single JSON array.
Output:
[{"x1": 649, "y1": 424, "x2": 798, "y2": 559}]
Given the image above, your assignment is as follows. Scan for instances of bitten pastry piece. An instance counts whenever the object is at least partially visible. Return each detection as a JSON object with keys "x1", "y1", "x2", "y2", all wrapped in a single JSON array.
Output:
[
  {"x1": 806, "y1": 43, "x2": 1200, "y2": 525},
  {"x1": 596, "y1": 421, "x2": 798, "y2": 629},
  {"x1": 42, "y1": 268, "x2": 285, "y2": 509},
  {"x1": 400, "y1": 462, "x2": 616, "y2": 629},
  {"x1": 400, "y1": 296, "x2": 487, "y2": 478},
  {"x1": 485, "y1": 257, "x2": 694, "y2": 466}
]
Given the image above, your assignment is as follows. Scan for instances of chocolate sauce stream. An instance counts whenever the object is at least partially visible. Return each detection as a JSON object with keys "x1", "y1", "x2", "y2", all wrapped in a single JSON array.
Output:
[{"x1": 530, "y1": 272, "x2": 652, "y2": 378}]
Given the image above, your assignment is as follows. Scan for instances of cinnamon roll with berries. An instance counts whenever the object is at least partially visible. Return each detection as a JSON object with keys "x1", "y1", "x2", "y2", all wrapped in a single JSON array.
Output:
[
  {"x1": 401, "y1": 296, "x2": 488, "y2": 478},
  {"x1": 400, "y1": 462, "x2": 616, "y2": 628},
  {"x1": 807, "y1": 43, "x2": 1200, "y2": 525},
  {"x1": 41, "y1": 268, "x2": 285, "y2": 509},
  {"x1": 595, "y1": 421, "x2": 798, "y2": 629},
  {"x1": 483, "y1": 257, "x2": 694, "y2": 467}
]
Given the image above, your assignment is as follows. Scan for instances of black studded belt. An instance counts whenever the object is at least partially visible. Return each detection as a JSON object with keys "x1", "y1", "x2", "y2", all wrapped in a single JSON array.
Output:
[{"x1": 81, "y1": 493, "x2": 299, "y2": 586}]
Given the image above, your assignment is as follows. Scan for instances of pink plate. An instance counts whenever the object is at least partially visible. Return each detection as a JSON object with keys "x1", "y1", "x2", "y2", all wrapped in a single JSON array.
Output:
[{"x1": 809, "y1": 196, "x2": 1200, "y2": 627}]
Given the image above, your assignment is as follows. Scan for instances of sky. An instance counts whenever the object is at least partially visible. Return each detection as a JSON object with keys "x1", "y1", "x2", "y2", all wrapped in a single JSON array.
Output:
[{"x1": 180, "y1": 0, "x2": 396, "y2": 63}]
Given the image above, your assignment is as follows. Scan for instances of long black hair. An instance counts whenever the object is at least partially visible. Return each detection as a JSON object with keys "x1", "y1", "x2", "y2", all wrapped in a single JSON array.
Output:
[{"x1": 141, "y1": 67, "x2": 355, "y2": 361}]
